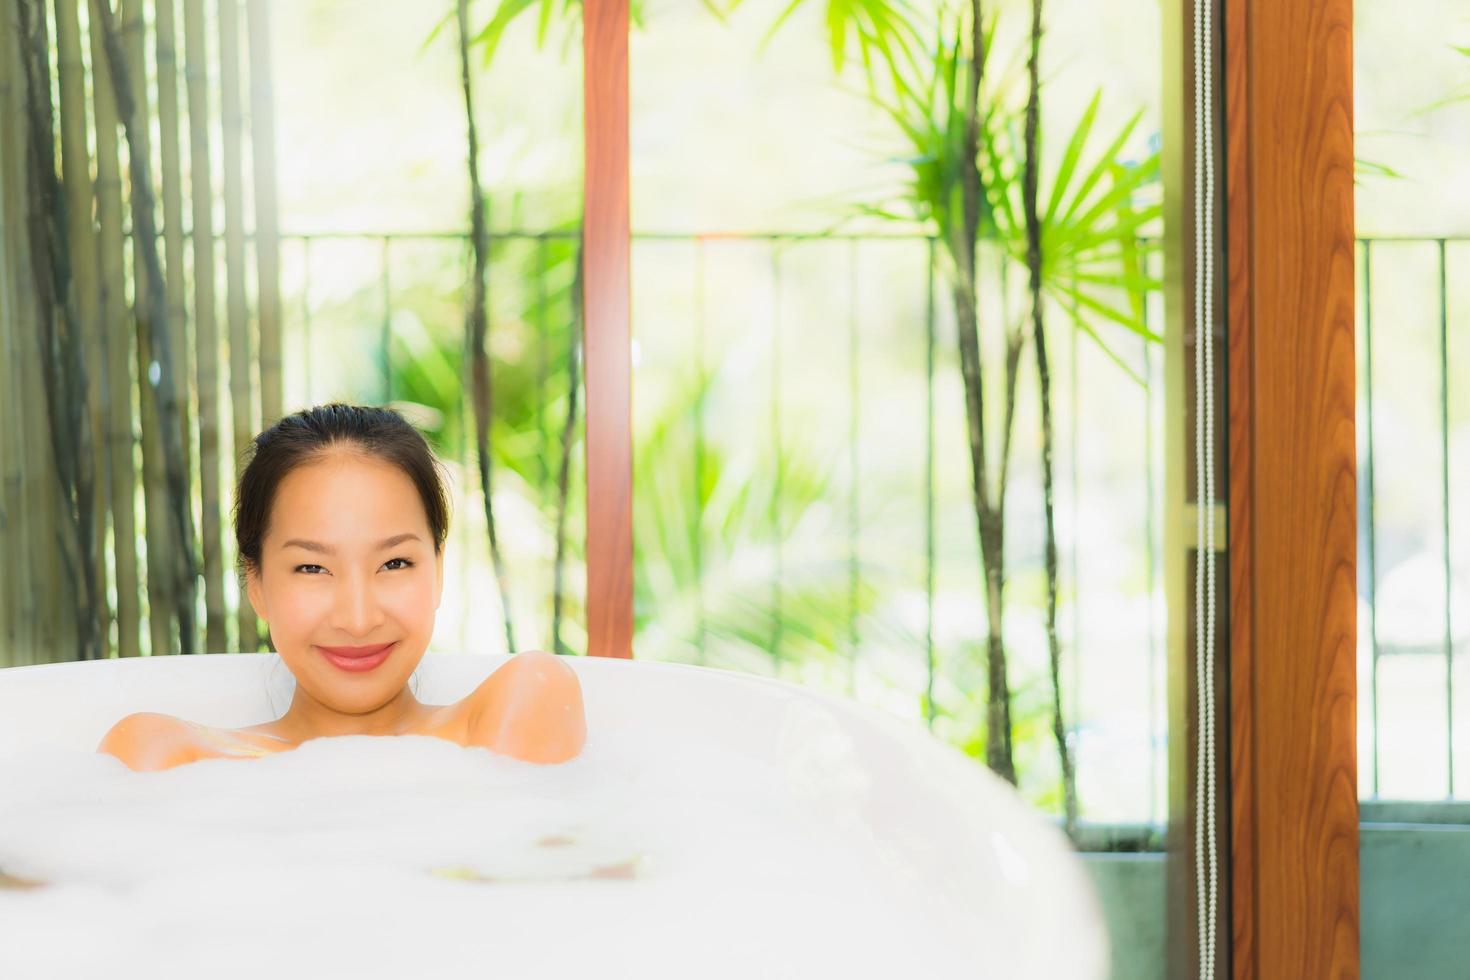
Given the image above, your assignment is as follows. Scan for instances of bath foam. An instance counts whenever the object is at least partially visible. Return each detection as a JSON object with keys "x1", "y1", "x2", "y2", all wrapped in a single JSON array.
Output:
[
  {"x1": 0, "y1": 654, "x2": 1106, "y2": 978},
  {"x1": 2, "y1": 730, "x2": 937, "y2": 977}
]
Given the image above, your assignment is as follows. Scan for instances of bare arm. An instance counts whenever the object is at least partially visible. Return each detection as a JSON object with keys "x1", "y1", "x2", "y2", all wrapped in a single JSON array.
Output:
[
  {"x1": 467, "y1": 651, "x2": 587, "y2": 765},
  {"x1": 97, "y1": 713, "x2": 198, "y2": 772}
]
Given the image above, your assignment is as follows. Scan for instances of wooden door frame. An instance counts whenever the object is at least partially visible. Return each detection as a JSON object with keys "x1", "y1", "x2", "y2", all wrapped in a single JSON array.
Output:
[{"x1": 1224, "y1": 0, "x2": 1359, "y2": 975}]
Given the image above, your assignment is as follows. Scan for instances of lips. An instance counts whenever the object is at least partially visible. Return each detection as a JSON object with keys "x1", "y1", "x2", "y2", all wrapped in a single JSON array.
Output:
[{"x1": 316, "y1": 641, "x2": 396, "y2": 673}]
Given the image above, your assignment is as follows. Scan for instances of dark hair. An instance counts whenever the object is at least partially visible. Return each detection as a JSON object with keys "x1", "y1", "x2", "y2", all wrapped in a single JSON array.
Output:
[{"x1": 234, "y1": 404, "x2": 451, "y2": 573}]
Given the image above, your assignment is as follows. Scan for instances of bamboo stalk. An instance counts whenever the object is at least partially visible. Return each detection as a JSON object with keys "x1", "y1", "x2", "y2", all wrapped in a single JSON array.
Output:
[
  {"x1": 246, "y1": 0, "x2": 281, "y2": 429},
  {"x1": 155, "y1": 0, "x2": 192, "y2": 484},
  {"x1": 218, "y1": 0, "x2": 256, "y2": 653},
  {"x1": 137, "y1": 312, "x2": 176, "y2": 655},
  {"x1": 19, "y1": 231, "x2": 60, "y2": 664},
  {"x1": 89, "y1": 0, "x2": 141, "y2": 659},
  {"x1": 0, "y1": 217, "x2": 13, "y2": 664},
  {"x1": 183, "y1": 0, "x2": 225, "y2": 653},
  {"x1": 156, "y1": 0, "x2": 196, "y2": 654},
  {"x1": 953, "y1": 0, "x2": 1016, "y2": 783},
  {"x1": 56, "y1": 0, "x2": 111, "y2": 659},
  {"x1": 5, "y1": 0, "x2": 47, "y2": 668},
  {"x1": 0, "y1": 2, "x2": 30, "y2": 666},
  {"x1": 46, "y1": 0, "x2": 107, "y2": 661},
  {"x1": 0, "y1": 301, "x2": 15, "y2": 664},
  {"x1": 10, "y1": 0, "x2": 40, "y2": 669},
  {"x1": 91, "y1": 0, "x2": 199, "y2": 657},
  {"x1": 119, "y1": 0, "x2": 176, "y2": 658},
  {"x1": 18, "y1": 0, "x2": 100, "y2": 664},
  {"x1": 551, "y1": 240, "x2": 583, "y2": 655},
  {"x1": 1021, "y1": 0, "x2": 1077, "y2": 835},
  {"x1": 16, "y1": 0, "x2": 53, "y2": 668},
  {"x1": 457, "y1": 0, "x2": 517, "y2": 654}
]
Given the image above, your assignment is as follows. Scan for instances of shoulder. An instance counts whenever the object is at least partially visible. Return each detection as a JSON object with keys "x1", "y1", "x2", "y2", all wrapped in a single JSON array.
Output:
[
  {"x1": 96, "y1": 712, "x2": 199, "y2": 772},
  {"x1": 466, "y1": 651, "x2": 582, "y2": 711},
  {"x1": 466, "y1": 651, "x2": 586, "y2": 764}
]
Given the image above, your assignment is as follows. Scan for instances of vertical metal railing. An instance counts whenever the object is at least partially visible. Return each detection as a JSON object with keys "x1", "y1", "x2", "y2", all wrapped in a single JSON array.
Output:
[
  {"x1": 1440, "y1": 238, "x2": 1454, "y2": 796},
  {"x1": 133, "y1": 223, "x2": 1470, "y2": 810},
  {"x1": 693, "y1": 238, "x2": 707, "y2": 666},
  {"x1": 1362, "y1": 238, "x2": 1380, "y2": 796},
  {"x1": 847, "y1": 239, "x2": 861, "y2": 697},
  {"x1": 769, "y1": 243, "x2": 784, "y2": 670},
  {"x1": 1357, "y1": 235, "x2": 1468, "y2": 802},
  {"x1": 924, "y1": 236, "x2": 937, "y2": 728},
  {"x1": 273, "y1": 227, "x2": 1169, "y2": 822},
  {"x1": 1142, "y1": 256, "x2": 1161, "y2": 825}
]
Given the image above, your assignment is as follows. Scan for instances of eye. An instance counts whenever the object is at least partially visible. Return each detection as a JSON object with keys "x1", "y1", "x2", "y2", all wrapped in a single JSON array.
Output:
[
  {"x1": 294, "y1": 564, "x2": 327, "y2": 575},
  {"x1": 383, "y1": 557, "x2": 415, "y2": 571}
]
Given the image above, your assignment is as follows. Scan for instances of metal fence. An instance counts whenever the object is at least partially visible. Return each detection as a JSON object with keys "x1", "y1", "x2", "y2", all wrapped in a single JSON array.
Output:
[
  {"x1": 279, "y1": 229, "x2": 1470, "y2": 810},
  {"x1": 1358, "y1": 236, "x2": 1470, "y2": 802},
  {"x1": 267, "y1": 228, "x2": 1169, "y2": 826}
]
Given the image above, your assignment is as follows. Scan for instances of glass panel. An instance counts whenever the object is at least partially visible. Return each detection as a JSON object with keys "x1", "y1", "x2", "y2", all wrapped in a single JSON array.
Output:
[
  {"x1": 1356, "y1": 0, "x2": 1470, "y2": 973},
  {"x1": 630, "y1": 2, "x2": 1207, "y2": 976}
]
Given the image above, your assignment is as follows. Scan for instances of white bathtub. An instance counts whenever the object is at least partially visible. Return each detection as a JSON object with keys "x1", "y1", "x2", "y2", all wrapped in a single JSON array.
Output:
[{"x1": 0, "y1": 653, "x2": 1105, "y2": 978}]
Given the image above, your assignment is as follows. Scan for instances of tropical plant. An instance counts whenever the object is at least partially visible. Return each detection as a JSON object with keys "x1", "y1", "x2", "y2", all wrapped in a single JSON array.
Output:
[
  {"x1": 385, "y1": 226, "x2": 586, "y2": 653},
  {"x1": 1415, "y1": 42, "x2": 1470, "y2": 113},
  {"x1": 631, "y1": 370, "x2": 888, "y2": 681},
  {"x1": 759, "y1": 0, "x2": 1160, "y2": 822},
  {"x1": 448, "y1": 0, "x2": 1161, "y2": 821},
  {"x1": 94, "y1": 0, "x2": 201, "y2": 656},
  {"x1": 457, "y1": 0, "x2": 518, "y2": 652},
  {"x1": 8, "y1": 0, "x2": 104, "y2": 664}
]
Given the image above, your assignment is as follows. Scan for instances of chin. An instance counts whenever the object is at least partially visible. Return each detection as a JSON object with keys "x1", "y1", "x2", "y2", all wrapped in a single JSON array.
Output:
[{"x1": 314, "y1": 682, "x2": 402, "y2": 716}]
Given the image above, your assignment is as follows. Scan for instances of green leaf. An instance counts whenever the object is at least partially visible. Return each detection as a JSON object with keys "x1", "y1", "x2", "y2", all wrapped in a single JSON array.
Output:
[
  {"x1": 1051, "y1": 280, "x2": 1161, "y2": 344},
  {"x1": 419, "y1": 9, "x2": 456, "y2": 55},
  {"x1": 759, "y1": 0, "x2": 808, "y2": 57},
  {"x1": 1062, "y1": 267, "x2": 1162, "y2": 295},
  {"x1": 1043, "y1": 91, "x2": 1100, "y2": 225},
  {"x1": 472, "y1": 0, "x2": 540, "y2": 67},
  {"x1": 1354, "y1": 157, "x2": 1405, "y2": 180},
  {"x1": 1064, "y1": 308, "x2": 1147, "y2": 385},
  {"x1": 827, "y1": 0, "x2": 849, "y2": 73},
  {"x1": 1056, "y1": 109, "x2": 1142, "y2": 229},
  {"x1": 536, "y1": 0, "x2": 557, "y2": 46}
]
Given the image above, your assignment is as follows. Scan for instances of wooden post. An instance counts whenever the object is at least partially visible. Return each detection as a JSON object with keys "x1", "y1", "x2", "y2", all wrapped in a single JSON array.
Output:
[
  {"x1": 1226, "y1": 0, "x2": 1359, "y2": 975},
  {"x1": 581, "y1": 0, "x2": 632, "y2": 659}
]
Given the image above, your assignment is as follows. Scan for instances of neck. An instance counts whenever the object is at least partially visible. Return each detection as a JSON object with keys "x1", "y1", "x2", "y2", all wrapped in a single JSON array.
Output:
[{"x1": 274, "y1": 684, "x2": 429, "y2": 742}]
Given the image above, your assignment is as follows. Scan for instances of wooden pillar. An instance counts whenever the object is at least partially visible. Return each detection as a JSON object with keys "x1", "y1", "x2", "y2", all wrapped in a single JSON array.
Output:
[
  {"x1": 581, "y1": 0, "x2": 632, "y2": 659},
  {"x1": 1226, "y1": 0, "x2": 1359, "y2": 975}
]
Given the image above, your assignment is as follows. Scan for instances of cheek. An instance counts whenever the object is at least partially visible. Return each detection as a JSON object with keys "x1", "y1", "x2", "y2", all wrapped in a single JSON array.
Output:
[
  {"x1": 266, "y1": 582, "x2": 331, "y2": 642},
  {"x1": 382, "y1": 571, "x2": 438, "y2": 632}
]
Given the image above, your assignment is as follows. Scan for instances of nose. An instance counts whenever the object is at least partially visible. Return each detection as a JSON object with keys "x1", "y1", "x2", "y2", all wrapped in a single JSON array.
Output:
[{"x1": 330, "y1": 569, "x2": 386, "y2": 638}]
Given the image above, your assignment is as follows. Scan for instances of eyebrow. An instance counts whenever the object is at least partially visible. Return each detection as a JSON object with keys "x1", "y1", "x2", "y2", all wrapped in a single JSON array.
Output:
[{"x1": 280, "y1": 533, "x2": 423, "y2": 555}]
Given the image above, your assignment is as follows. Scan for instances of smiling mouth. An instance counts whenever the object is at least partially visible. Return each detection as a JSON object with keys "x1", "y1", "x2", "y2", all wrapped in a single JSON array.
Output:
[{"x1": 316, "y1": 641, "x2": 396, "y2": 672}]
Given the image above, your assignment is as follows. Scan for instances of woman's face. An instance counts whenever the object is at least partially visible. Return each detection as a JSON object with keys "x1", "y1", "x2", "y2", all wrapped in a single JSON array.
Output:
[{"x1": 245, "y1": 451, "x2": 444, "y2": 715}]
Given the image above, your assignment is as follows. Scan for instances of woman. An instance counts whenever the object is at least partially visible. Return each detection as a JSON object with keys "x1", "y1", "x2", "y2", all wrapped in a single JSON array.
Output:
[{"x1": 98, "y1": 404, "x2": 586, "y2": 772}]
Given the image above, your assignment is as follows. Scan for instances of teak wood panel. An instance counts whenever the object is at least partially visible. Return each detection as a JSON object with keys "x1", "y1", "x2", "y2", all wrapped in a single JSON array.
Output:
[{"x1": 1226, "y1": 0, "x2": 1359, "y2": 976}]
